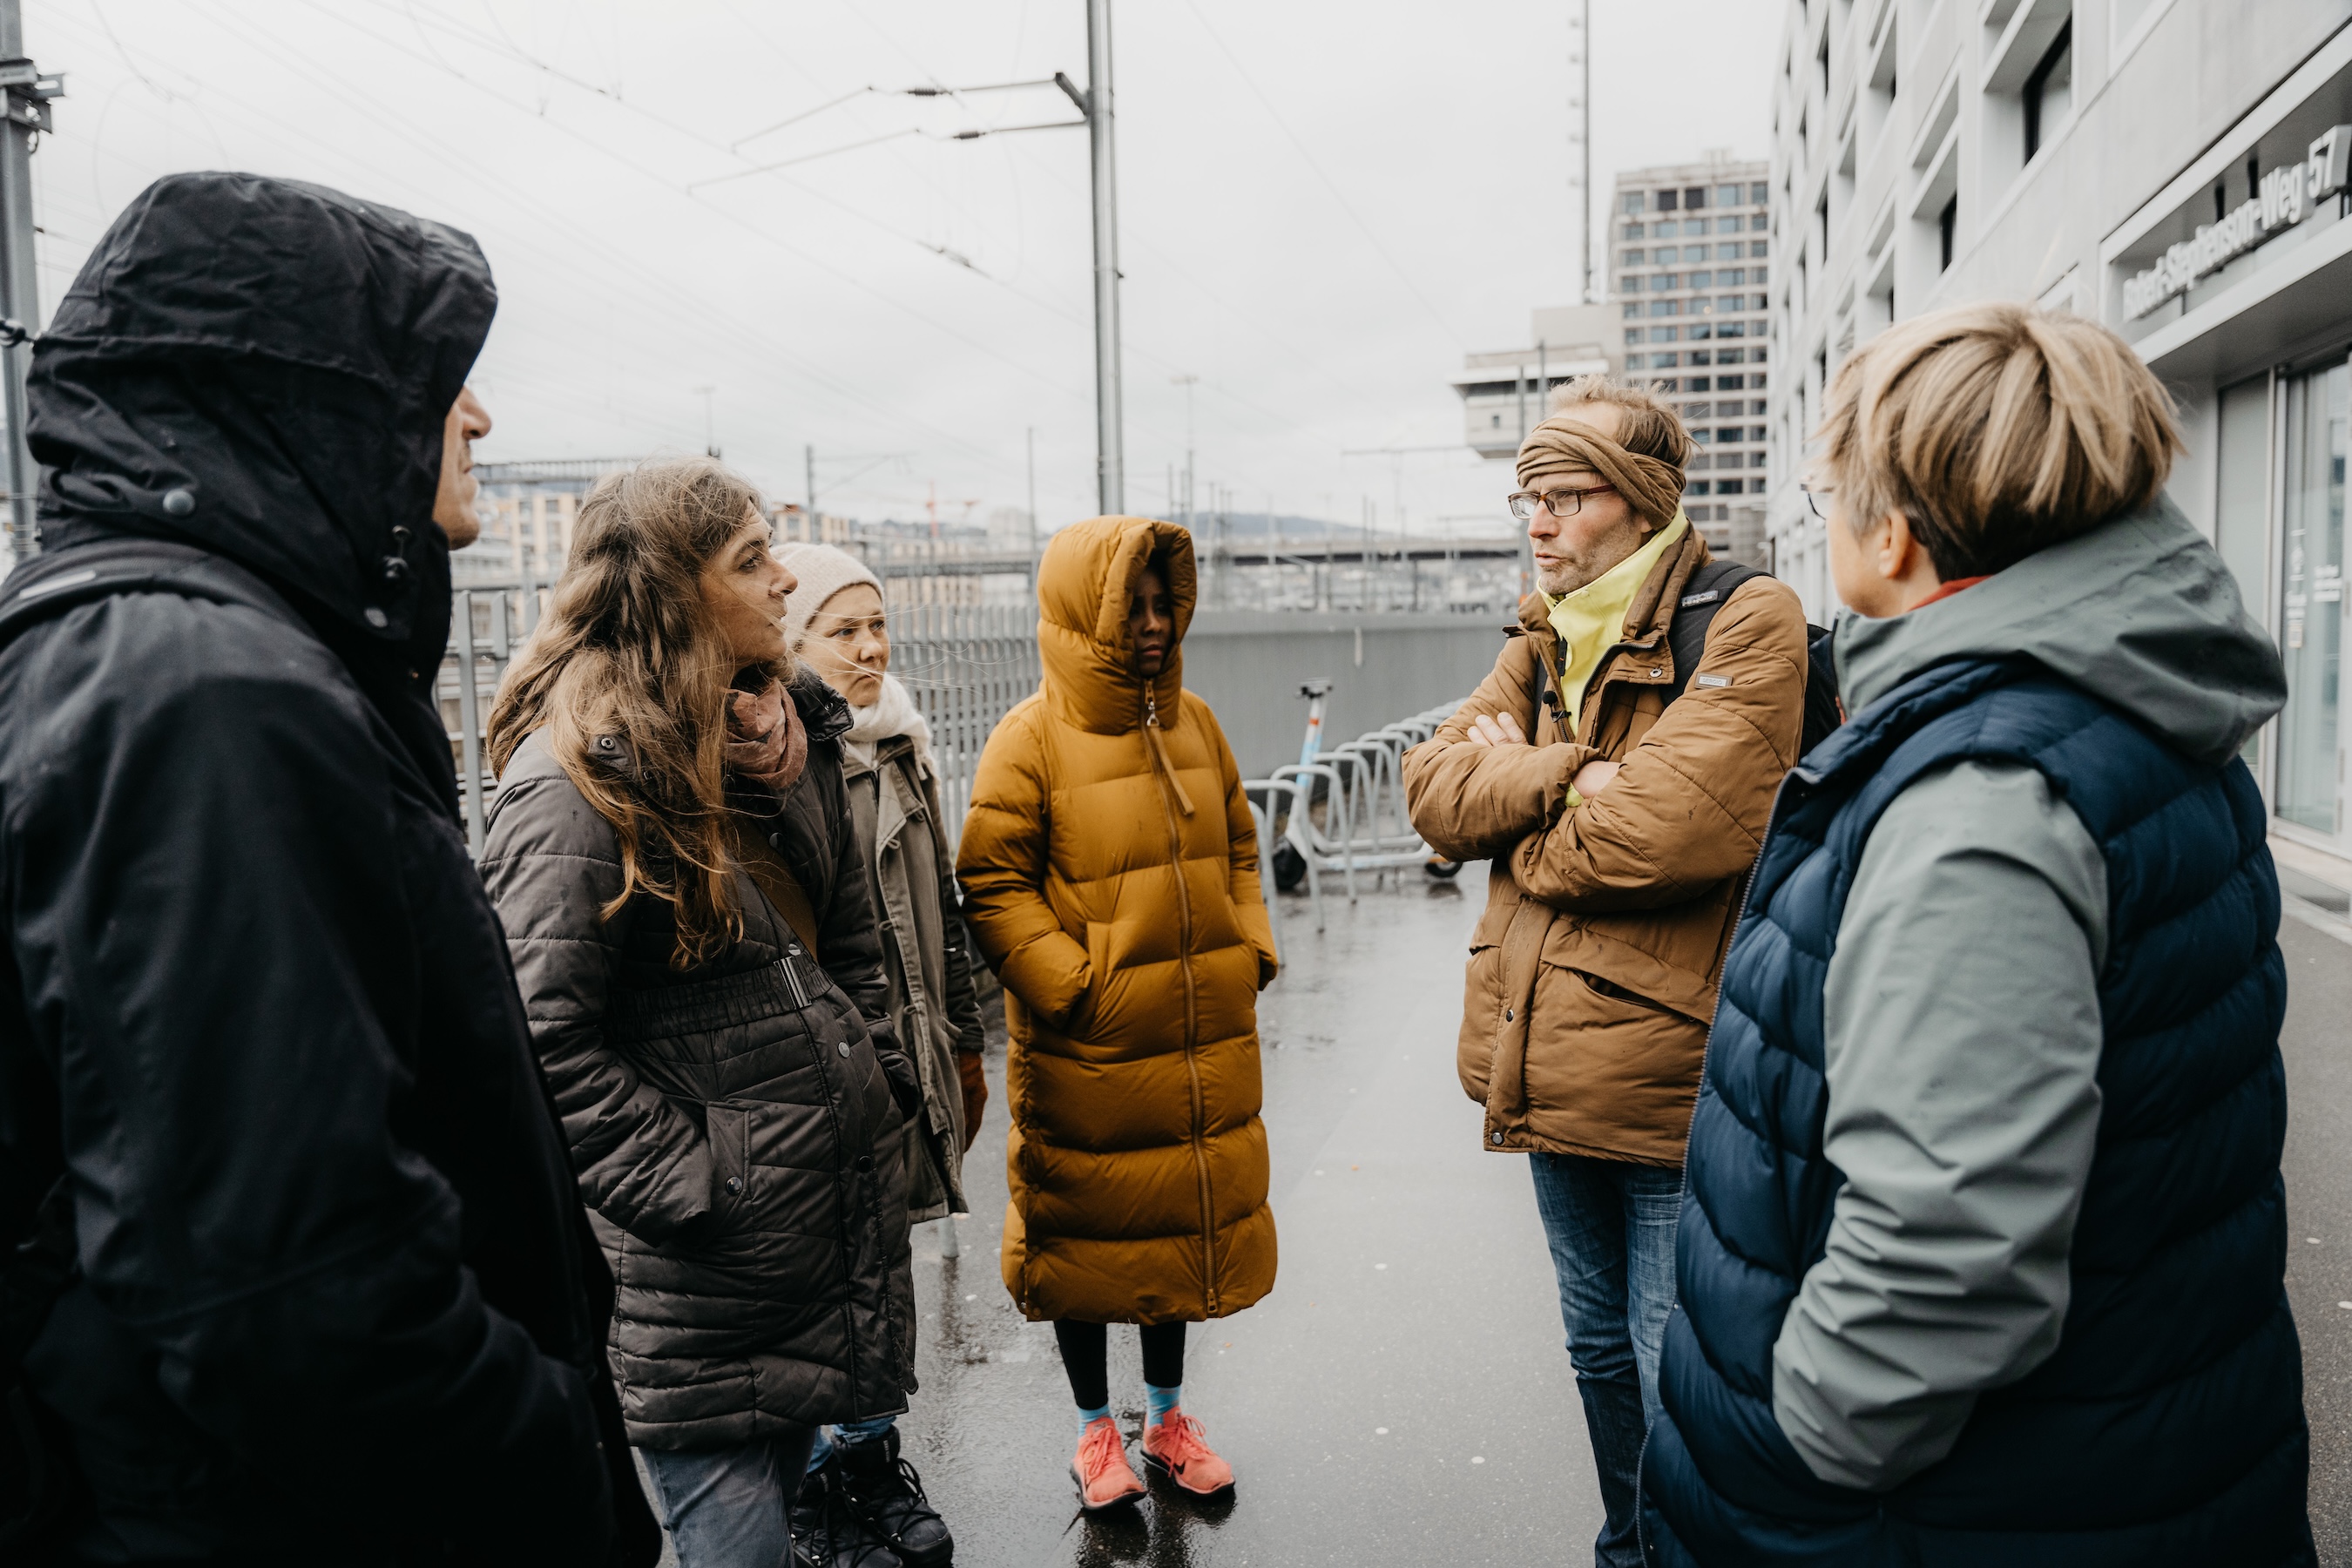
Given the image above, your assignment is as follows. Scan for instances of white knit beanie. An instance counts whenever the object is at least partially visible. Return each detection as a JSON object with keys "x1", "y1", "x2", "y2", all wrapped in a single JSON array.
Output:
[{"x1": 779, "y1": 544, "x2": 883, "y2": 652}]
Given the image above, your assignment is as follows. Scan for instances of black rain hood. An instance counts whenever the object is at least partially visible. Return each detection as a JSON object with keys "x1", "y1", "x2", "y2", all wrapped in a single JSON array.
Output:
[{"x1": 25, "y1": 171, "x2": 495, "y2": 785}]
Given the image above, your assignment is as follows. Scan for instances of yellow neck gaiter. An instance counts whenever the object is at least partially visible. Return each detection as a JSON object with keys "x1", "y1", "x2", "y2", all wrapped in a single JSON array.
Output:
[{"x1": 1543, "y1": 510, "x2": 1688, "y2": 736}]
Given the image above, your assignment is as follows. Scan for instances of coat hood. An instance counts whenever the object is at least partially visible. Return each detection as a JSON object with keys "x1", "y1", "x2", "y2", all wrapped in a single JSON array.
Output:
[
  {"x1": 1035, "y1": 515, "x2": 1197, "y2": 733},
  {"x1": 27, "y1": 172, "x2": 496, "y2": 663},
  {"x1": 1835, "y1": 495, "x2": 2286, "y2": 766}
]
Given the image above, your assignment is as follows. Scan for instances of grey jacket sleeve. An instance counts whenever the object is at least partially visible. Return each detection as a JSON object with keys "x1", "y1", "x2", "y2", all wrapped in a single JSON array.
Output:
[{"x1": 1772, "y1": 759, "x2": 2107, "y2": 1491}]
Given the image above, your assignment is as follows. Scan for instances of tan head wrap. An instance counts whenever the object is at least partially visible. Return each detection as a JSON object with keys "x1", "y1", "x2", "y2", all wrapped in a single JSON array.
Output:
[{"x1": 1515, "y1": 416, "x2": 1687, "y2": 530}]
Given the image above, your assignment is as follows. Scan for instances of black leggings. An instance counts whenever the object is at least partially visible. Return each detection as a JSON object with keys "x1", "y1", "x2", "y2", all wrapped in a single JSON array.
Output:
[{"x1": 1053, "y1": 1320, "x2": 1186, "y2": 1409}]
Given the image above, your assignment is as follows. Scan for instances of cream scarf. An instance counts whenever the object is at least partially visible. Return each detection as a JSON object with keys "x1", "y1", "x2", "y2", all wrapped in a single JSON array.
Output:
[{"x1": 843, "y1": 672, "x2": 935, "y2": 775}]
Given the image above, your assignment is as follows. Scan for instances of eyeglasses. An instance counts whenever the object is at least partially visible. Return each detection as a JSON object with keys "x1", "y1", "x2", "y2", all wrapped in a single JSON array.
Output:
[
  {"x1": 1801, "y1": 482, "x2": 1835, "y2": 521},
  {"x1": 1506, "y1": 483, "x2": 1616, "y2": 522}
]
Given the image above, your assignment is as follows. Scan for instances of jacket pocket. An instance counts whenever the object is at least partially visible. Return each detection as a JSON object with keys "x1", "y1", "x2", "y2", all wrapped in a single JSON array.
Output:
[
  {"x1": 1457, "y1": 943, "x2": 1502, "y2": 1102},
  {"x1": 1568, "y1": 968, "x2": 1680, "y2": 1016}
]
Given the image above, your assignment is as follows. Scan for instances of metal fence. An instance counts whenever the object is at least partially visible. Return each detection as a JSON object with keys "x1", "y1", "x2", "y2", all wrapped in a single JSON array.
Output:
[
  {"x1": 438, "y1": 585, "x2": 1041, "y2": 858},
  {"x1": 884, "y1": 600, "x2": 1040, "y2": 847}
]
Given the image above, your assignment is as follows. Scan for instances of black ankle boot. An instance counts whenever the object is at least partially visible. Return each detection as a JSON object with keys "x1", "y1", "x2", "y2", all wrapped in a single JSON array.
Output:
[
  {"x1": 794, "y1": 1461, "x2": 902, "y2": 1568},
  {"x1": 834, "y1": 1428, "x2": 953, "y2": 1567}
]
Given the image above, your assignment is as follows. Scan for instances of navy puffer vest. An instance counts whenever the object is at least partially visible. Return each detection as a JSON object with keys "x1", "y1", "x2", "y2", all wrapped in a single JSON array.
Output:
[{"x1": 1643, "y1": 656, "x2": 2308, "y2": 1565}]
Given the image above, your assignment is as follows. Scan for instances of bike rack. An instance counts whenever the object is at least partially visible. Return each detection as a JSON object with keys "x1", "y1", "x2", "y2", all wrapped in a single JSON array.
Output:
[{"x1": 1247, "y1": 694, "x2": 1476, "y2": 934}]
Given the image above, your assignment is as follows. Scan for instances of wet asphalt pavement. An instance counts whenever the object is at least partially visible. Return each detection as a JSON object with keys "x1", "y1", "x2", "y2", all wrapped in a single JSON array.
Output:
[
  {"x1": 895, "y1": 861, "x2": 1606, "y2": 1567},
  {"x1": 648, "y1": 862, "x2": 2352, "y2": 1565},
  {"x1": 2281, "y1": 902, "x2": 2352, "y2": 1565}
]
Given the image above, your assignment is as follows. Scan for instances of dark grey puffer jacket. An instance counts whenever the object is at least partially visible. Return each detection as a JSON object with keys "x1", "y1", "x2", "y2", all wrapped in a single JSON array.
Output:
[{"x1": 481, "y1": 672, "x2": 918, "y2": 1450}]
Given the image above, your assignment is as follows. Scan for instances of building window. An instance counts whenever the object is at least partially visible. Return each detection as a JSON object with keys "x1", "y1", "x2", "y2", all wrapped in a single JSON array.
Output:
[
  {"x1": 1622, "y1": 222, "x2": 1645, "y2": 240},
  {"x1": 1621, "y1": 249, "x2": 1646, "y2": 266},
  {"x1": 1659, "y1": 274, "x2": 1682, "y2": 289},
  {"x1": 1649, "y1": 300, "x2": 1680, "y2": 317},
  {"x1": 1937, "y1": 195, "x2": 1957, "y2": 271},
  {"x1": 1625, "y1": 328, "x2": 1646, "y2": 345},
  {"x1": 1715, "y1": 242, "x2": 1743, "y2": 261},
  {"x1": 1623, "y1": 303, "x2": 1643, "y2": 319},
  {"x1": 2023, "y1": 18, "x2": 2073, "y2": 164},
  {"x1": 1623, "y1": 192, "x2": 1647, "y2": 213},
  {"x1": 1719, "y1": 348, "x2": 1747, "y2": 364},
  {"x1": 1715, "y1": 183, "x2": 1745, "y2": 207},
  {"x1": 1751, "y1": 180, "x2": 1769, "y2": 203},
  {"x1": 1751, "y1": 240, "x2": 1769, "y2": 257},
  {"x1": 1658, "y1": 188, "x2": 1680, "y2": 212},
  {"x1": 1684, "y1": 185, "x2": 1707, "y2": 208},
  {"x1": 1655, "y1": 326, "x2": 1680, "y2": 342},
  {"x1": 1691, "y1": 270, "x2": 1714, "y2": 289}
]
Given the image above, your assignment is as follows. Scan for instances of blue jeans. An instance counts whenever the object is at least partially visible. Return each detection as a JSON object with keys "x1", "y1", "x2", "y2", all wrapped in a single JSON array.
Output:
[
  {"x1": 807, "y1": 1412, "x2": 897, "y2": 1471},
  {"x1": 1529, "y1": 1152, "x2": 1683, "y2": 1568},
  {"x1": 639, "y1": 1428, "x2": 819, "y2": 1568}
]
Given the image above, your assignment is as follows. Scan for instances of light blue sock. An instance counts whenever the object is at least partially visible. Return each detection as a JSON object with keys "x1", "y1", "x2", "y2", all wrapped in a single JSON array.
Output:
[
  {"x1": 1146, "y1": 1383, "x2": 1180, "y2": 1425},
  {"x1": 1078, "y1": 1400, "x2": 1111, "y2": 1432}
]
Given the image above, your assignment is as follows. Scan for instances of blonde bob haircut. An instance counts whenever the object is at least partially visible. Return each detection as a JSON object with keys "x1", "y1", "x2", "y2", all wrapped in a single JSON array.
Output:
[{"x1": 1817, "y1": 301, "x2": 2183, "y2": 579}]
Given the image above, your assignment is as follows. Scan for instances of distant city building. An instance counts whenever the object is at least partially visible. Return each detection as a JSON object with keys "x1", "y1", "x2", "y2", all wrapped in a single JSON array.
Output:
[
  {"x1": 1612, "y1": 154, "x2": 1774, "y2": 561},
  {"x1": 1453, "y1": 304, "x2": 1618, "y2": 461},
  {"x1": 462, "y1": 458, "x2": 634, "y2": 588},
  {"x1": 1768, "y1": 0, "x2": 2352, "y2": 866}
]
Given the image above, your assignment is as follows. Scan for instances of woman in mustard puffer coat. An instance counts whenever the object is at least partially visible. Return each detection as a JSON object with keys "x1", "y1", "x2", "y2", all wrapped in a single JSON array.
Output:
[{"x1": 957, "y1": 515, "x2": 1278, "y2": 1512}]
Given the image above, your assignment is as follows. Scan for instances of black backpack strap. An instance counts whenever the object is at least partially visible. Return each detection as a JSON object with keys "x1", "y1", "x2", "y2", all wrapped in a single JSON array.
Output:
[{"x1": 1664, "y1": 559, "x2": 1768, "y2": 705}]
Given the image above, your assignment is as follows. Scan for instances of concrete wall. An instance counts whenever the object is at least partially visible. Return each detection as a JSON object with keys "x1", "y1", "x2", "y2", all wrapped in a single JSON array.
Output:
[{"x1": 1179, "y1": 610, "x2": 1504, "y2": 780}]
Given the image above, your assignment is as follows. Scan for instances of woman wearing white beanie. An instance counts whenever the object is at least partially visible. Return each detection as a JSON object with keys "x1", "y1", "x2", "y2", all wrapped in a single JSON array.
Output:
[{"x1": 778, "y1": 543, "x2": 986, "y2": 1568}]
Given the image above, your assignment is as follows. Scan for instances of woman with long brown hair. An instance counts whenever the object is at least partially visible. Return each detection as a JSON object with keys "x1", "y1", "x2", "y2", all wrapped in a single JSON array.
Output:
[{"x1": 479, "y1": 456, "x2": 925, "y2": 1568}]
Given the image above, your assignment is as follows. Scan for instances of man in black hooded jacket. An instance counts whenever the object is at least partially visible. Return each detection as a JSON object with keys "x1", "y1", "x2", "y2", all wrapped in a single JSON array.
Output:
[{"x1": 0, "y1": 173, "x2": 660, "y2": 1565}]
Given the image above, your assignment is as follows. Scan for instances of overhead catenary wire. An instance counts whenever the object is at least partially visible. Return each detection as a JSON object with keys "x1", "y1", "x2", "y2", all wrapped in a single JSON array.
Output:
[
  {"x1": 374, "y1": 0, "x2": 1324, "y2": 453},
  {"x1": 237, "y1": 0, "x2": 1112, "y2": 453},
  {"x1": 1172, "y1": 0, "x2": 1465, "y2": 347}
]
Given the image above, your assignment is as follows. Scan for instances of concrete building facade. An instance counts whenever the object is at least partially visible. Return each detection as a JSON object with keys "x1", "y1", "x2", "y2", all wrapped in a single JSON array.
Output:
[
  {"x1": 1613, "y1": 156, "x2": 1775, "y2": 560},
  {"x1": 1766, "y1": 0, "x2": 2352, "y2": 867},
  {"x1": 1453, "y1": 304, "x2": 1618, "y2": 461}
]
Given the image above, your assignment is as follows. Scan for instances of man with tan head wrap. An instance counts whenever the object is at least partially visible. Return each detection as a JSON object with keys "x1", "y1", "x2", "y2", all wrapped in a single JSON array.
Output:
[{"x1": 1402, "y1": 376, "x2": 1808, "y2": 1568}]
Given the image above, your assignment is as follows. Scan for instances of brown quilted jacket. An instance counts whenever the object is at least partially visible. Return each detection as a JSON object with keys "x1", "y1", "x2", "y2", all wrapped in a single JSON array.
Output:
[{"x1": 1402, "y1": 530, "x2": 1807, "y2": 1166}]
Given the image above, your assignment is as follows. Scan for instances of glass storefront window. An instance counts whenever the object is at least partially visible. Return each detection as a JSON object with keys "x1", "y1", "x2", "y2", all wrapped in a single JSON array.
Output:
[{"x1": 2278, "y1": 362, "x2": 2347, "y2": 835}]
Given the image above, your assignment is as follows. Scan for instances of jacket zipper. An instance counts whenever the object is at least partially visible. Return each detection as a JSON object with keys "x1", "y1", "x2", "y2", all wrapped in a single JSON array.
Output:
[
  {"x1": 1634, "y1": 771, "x2": 1793, "y2": 1559},
  {"x1": 1146, "y1": 686, "x2": 1219, "y2": 1315}
]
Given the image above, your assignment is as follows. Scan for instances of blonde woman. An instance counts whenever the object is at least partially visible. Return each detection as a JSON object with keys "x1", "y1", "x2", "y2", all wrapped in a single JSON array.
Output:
[
  {"x1": 480, "y1": 458, "x2": 924, "y2": 1568},
  {"x1": 1643, "y1": 304, "x2": 2308, "y2": 1561},
  {"x1": 776, "y1": 544, "x2": 983, "y2": 1568}
]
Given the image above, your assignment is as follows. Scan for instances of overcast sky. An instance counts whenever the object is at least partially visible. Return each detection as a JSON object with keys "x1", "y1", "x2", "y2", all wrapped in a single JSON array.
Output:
[{"x1": 24, "y1": 0, "x2": 1781, "y2": 537}]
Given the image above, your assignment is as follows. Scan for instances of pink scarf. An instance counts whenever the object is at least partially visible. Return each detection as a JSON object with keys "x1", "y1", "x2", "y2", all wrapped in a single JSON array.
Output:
[{"x1": 725, "y1": 679, "x2": 808, "y2": 795}]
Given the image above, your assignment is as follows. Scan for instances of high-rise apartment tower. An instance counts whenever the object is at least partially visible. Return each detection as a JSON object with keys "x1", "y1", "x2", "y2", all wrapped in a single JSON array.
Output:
[{"x1": 1612, "y1": 156, "x2": 1774, "y2": 561}]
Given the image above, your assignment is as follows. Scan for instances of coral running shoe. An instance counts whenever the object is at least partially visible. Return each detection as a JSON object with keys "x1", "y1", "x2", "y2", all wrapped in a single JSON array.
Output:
[
  {"x1": 1071, "y1": 1416, "x2": 1146, "y2": 1512},
  {"x1": 1140, "y1": 1409, "x2": 1235, "y2": 1498}
]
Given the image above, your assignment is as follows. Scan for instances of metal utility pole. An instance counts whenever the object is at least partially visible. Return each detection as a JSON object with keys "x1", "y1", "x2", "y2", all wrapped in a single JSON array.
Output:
[
  {"x1": 1024, "y1": 426, "x2": 1037, "y2": 578},
  {"x1": 0, "y1": 3, "x2": 59, "y2": 564},
  {"x1": 1057, "y1": 0, "x2": 1124, "y2": 515},
  {"x1": 1573, "y1": 0, "x2": 1593, "y2": 304}
]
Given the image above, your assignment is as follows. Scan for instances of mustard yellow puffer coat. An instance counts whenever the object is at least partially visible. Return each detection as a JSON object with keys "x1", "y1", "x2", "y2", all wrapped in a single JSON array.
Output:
[{"x1": 957, "y1": 517, "x2": 1280, "y2": 1325}]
